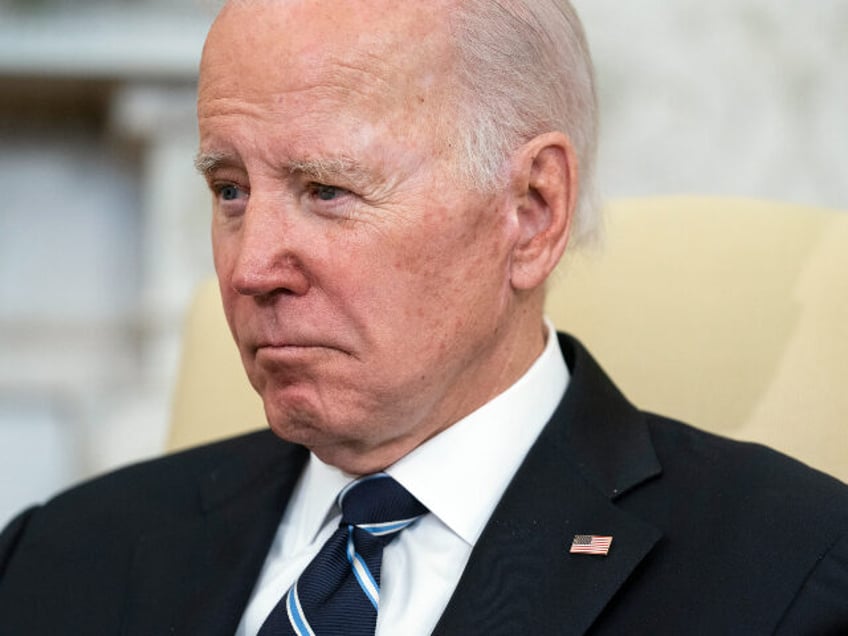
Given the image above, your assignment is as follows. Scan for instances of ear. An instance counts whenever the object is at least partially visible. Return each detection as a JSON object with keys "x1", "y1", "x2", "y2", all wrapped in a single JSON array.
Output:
[{"x1": 507, "y1": 132, "x2": 578, "y2": 291}]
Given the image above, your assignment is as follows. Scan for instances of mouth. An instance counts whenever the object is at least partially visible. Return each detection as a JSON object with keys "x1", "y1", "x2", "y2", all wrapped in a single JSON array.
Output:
[
  {"x1": 255, "y1": 342, "x2": 330, "y2": 352},
  {"x1": 243, "y1": 326, "x2": 356, "y2": 363},
  {"x1": 252, "y1": 341, "x2": 350, "y2": 361}
]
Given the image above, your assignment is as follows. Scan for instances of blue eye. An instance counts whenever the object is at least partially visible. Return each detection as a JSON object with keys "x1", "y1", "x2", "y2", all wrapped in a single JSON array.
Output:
[{"x1": 220, "y1": 184, "x2": 242, "y2": 201}]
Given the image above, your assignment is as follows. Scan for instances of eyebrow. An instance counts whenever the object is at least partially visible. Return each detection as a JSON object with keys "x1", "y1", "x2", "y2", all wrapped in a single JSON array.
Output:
[
  {"x1": 285, "y1": 157, "x2": 371, "y2": 185},
  {"x1": 194, "y1": 151, "x2": 374, "y2": 187},
  {"x1": 194, "y1": 151, "x2": 235, "y2": 177}
]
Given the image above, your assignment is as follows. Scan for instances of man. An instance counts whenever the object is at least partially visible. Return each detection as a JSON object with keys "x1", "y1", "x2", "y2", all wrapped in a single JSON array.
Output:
[{"x1": 1, "y1": 0, "x2": 847, "y2": 634}]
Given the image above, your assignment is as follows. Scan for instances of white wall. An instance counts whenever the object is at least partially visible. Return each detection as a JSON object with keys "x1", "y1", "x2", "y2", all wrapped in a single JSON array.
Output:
[{"x1": 574, "y1": 0, "x2": 848, "y2": 208}]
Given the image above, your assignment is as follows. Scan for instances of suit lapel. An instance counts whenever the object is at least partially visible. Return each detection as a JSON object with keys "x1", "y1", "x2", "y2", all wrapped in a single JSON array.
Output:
[
  {"x1": 122, "y1": 433, "x2": 308, "y2": 636},
  {"x1": 434, "y1": 334, "x2": 663, "y2": 635}
]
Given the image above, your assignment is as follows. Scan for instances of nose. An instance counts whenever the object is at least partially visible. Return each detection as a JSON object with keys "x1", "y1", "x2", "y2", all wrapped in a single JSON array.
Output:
[{"x1": 227, "y1": 195, "x2": 311, "y2": 298}]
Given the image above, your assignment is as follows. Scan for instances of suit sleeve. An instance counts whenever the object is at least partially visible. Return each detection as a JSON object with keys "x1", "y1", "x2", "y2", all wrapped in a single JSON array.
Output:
[
  {"x1": 775, "y1": 532, "x2": 848, "y2": 634},
  {"x1": 0, "y1": 507, "x2": 38, "y2": 577}
]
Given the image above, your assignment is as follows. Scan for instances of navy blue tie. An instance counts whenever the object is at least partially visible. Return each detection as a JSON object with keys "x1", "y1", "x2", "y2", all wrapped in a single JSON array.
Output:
[{"x1": 257, "y1": 473, "x2": 427, "y2": 636}]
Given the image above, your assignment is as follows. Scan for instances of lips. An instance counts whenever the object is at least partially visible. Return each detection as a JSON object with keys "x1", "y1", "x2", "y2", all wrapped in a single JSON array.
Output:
[
  {"x1": 251, "y1": 340, "x2": 350, "y2": 359},
  {"x1": 247, "y1": 331, "x2": 335, "y2": 353},
  {"x1": 256, "y1": 341, "x2": 322, "y2": 350},
  {"x1": 237, "y1": 320, "x2": 355, "y2": 360},
  {"x1": 254, "y1": 341, "x2": 330, "y2": 355}
]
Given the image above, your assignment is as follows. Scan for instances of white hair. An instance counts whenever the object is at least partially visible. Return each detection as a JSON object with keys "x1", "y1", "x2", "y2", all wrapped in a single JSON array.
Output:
[{"x1": 449, "y1": 0, "x2": 600, "y2": 246}]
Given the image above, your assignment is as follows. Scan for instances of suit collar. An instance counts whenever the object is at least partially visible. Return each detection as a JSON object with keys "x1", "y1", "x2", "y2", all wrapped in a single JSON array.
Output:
[
  {"x1": 122, "y1": 432, "x2": 308, "y2": 636},
  {"x1": 556, "y1": 333, "x2": 662, "y2": 499},
  {"x1": 434, "y1": 333, "x2": 663, "y2": 635}
]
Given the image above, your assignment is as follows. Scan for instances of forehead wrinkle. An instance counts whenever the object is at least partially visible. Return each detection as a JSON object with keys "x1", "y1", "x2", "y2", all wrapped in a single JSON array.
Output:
[{"x1": 283, "y1": 52, "x2": 409, "y2": 120}]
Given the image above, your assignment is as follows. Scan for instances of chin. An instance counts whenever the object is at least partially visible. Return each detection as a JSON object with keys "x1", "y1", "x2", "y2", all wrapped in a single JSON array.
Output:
[
  {"x1": 263, "y1": 402, "x2": 400, "y2": 473},
  {"x1": 262, "y1": 396, "x2": 350, "y2": 446},
  {"x1": 263, "y1": 399, "x2": 325, "y2": 445}
]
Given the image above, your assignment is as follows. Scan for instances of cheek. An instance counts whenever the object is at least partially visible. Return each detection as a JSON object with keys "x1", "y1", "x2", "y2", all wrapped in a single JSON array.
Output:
[
  {"x1": 398, "y1": 204, "x2": 506, "y2": 286},
  {"x1": 211, "y1": 224, "x2": 232, "y2": 278},
  {"x1": 379, "y1": 207, "x2": 509, "y2": 334},
  {"x1": 210, "y1": 232, "x2": 244, "y2": 340}
]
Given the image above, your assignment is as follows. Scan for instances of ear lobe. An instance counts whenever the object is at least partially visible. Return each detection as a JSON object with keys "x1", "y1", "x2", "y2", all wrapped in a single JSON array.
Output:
[{"x1": 509, "y1": 132, "x2": 578, "y2": 291}]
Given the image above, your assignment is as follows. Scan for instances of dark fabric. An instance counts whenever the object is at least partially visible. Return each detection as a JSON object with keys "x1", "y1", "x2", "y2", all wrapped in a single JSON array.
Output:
[
  {"x1": 1, "y1": 333, "x2": 847, "y2": 635},
  {"x1": 257, "y1": 475, "x2": 426, "y2": 635}
]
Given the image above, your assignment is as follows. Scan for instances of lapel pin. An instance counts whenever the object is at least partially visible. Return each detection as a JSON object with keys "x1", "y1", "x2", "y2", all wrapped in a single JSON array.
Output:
[{"x1": 570, "y1": 534, "x2": 613, "y2": 556}]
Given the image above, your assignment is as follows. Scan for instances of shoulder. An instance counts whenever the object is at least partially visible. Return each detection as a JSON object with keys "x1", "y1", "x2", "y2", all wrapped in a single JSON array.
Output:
[
  {"x1": 1, "y1": 429, "x2": 303, "y2": 557},
  {"x1": 645, "y1": 413, "x2": 848, "y2": 518},
  {"x1": 0, "y1": 430, "x2": 306, "y2": 632},
  {"x1": 639, "y1": 413, "x2": 848, "y2": 551},
  {"x1": 42, "y1": 430, "x2": 291, "y2": 515},
  {"x1": 559, "y1": 331, "x2": 848, "y2": 522},
  {"x1": 634, "y1": 414, "x2": 848, "y2": 624}
]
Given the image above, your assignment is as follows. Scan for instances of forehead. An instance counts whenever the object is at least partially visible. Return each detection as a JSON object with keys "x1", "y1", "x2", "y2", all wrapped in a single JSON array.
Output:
[{"x1": 199, "y1": 0, "x2": 456, "y2": 116}]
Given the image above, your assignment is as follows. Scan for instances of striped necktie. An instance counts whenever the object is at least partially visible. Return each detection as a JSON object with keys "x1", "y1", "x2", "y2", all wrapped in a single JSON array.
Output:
[{"x1": 258, "y1": 473, "x2": 428, "y2": 636}]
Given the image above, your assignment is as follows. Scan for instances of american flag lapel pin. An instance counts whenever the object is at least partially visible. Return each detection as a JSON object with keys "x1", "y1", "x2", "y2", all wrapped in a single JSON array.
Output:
[{"x1": 570, "y1": 534, "x2": 613, "y2": 556}]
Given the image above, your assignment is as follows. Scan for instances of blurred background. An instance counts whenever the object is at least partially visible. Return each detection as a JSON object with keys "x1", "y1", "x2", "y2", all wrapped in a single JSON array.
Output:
[{"x1": 0, "y1": 0, "x2": 846, "y2": 526}]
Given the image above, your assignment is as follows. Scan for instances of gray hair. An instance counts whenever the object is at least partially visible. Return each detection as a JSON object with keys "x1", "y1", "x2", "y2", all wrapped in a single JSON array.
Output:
[{"x1": 449, "y1": 0, "x2": 600, "y2": 247}]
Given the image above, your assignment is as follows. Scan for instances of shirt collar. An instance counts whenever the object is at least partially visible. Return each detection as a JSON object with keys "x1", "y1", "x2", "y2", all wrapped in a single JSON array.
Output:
[{"x1": 387, "y1": 319, "x2": 568, "y2": 545}]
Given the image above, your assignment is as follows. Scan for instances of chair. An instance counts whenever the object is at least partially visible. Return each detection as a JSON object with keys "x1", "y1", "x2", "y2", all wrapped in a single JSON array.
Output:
[{"x1": 168, "y1": 196, "x2": 848, "y2": 483}]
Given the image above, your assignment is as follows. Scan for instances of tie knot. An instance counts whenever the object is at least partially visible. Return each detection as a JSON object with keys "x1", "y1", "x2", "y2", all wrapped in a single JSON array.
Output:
[
  {"x1": 257, "y1": 473, "x2": 427, "y2": 636},
  {"x1": 338, "y1": 473, "x2": 427, "y2": 536}
]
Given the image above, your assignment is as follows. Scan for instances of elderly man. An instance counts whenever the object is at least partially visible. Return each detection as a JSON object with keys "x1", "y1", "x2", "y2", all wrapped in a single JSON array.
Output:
[{"x1": 1, "y1": 1, "x2": 847, "y2": 634}]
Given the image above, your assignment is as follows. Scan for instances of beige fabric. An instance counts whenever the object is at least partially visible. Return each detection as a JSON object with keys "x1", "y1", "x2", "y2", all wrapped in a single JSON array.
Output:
[
  {"x1": 168, "y1": 196, "x2": 847, "y2": 482},
  {"x1": 168, "y1": 277, "x2": 267, "y2": 451}
]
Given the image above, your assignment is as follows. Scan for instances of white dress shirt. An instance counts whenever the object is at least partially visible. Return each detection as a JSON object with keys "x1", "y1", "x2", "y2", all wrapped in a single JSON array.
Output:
[{"x1": 236, "y1": 320, "x2": 569, "y2": 635}]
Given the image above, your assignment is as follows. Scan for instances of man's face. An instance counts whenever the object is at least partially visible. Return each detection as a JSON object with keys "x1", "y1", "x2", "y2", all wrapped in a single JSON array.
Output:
[{"x1": 198, "y1": 0, "x2": 527, "y2": 472}]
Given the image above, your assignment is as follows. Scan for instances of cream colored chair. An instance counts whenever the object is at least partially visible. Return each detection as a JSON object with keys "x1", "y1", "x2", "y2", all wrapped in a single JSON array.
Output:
[{"x1": 168, "y1": 196, "x2": 848, "y2": 483}]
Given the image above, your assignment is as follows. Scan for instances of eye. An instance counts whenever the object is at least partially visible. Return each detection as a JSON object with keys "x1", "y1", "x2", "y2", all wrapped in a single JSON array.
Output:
[
  {"x1": 210, "y1": 181, "x2": 249, "y2": 219},
  {"x1": 301, "y1": 181, "x2": 358, "y2": 220},
  {"x1": 220, "y1": 184, "x2": 242, "y2": 201},
  {"x1": 214, "y1": 183, "x2": 247, "y2": 201},
  {"x1": 308, "y1": 183, "x2": 349, "y2": 201}
]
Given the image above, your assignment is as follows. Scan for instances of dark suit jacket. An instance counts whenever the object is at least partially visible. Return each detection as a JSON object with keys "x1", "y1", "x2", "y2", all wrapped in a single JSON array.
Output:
[{"x1": 1, "y1": 334, "x2": 847, "y2": 635}]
